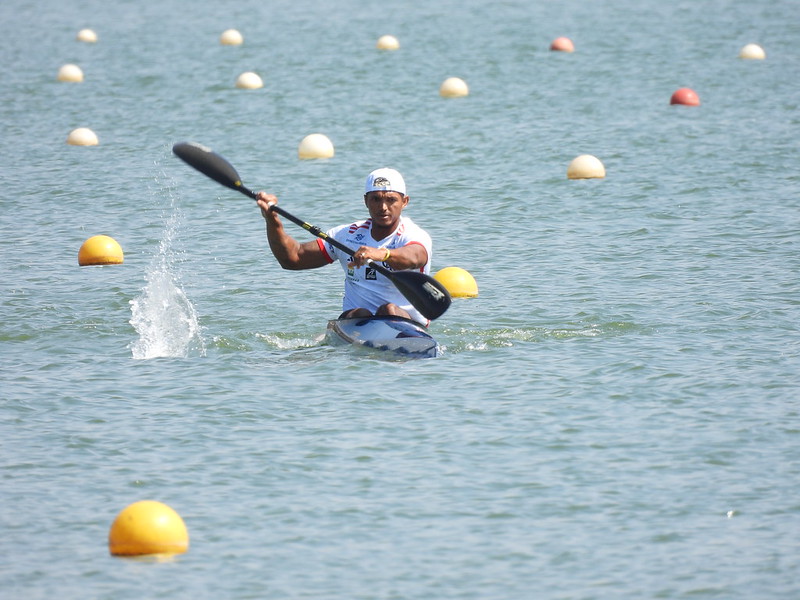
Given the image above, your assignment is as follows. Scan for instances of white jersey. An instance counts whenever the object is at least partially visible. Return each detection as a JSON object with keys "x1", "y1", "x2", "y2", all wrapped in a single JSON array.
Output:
[{"x1": 316, "y1": 216, "x2": 432, "y2": 325}]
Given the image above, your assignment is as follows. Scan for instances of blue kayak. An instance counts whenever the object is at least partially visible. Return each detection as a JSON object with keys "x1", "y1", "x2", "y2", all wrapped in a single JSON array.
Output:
[{"x1": 325, "y1": 316, "x2": 440, "y2": 358}]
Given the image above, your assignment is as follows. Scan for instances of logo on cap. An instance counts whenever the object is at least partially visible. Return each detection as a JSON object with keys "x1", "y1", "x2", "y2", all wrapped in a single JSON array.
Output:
[{"x1": 372, "y1": 177, "x2": 391, "y2": 188}]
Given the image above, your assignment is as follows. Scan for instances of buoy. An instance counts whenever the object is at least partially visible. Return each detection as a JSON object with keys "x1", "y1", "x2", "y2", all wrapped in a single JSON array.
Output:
[
  {"x1": 439, "y1": 77, "x2": 469, "y2": 98},
  {"x1": 298, "y1": 133, "x2": 334, "y2": 159},
  {"x1": 739, "y1": 43, "x2": 765, "y2": 60},
  {"x1": 220, "y1": 29, "x2": 244, "y2": 45},
  {"x1": 235, "y1": 72, "x2": 263, "y2": 89},
  {"x1": 567, "y1": 154, "x2": 606, "y2": 180},
  {"x1": 67, "y1": 127, "x2": 99, "y2": 146},
  {"x1": 76, "y1": 28, "x2": 97, "y2": 43},
  {"x1": 376, "y1": 35, "x2": 400, "y2": 50},
  {"x1": 57, "y1": 64, "x2": 84, "y2": 82},
  {"x1": 78, "y1": 235, "x2": 123, "y2": 266},
  {"x1": 670, "y1": 87, "x2": 701, "y2": 106},
  {"x1": 109, "y1": 500, "x2": 189, "y2": 556},
  {"x1": 434, "y1": 267, "x2": 478, "y2": 298},
  {"x1": 550, "y1": 37, "x2": 575, "y2": 52}
]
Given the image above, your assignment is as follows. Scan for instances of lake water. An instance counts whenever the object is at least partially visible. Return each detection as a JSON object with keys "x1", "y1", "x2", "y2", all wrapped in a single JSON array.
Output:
[{"x1": 2, "y1": 0, "x2": 799, "y2": 598}]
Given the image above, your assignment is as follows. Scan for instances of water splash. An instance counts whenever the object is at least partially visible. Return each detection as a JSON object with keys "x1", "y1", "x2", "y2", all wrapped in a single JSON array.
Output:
[{"x1": 129, "y1": 169, "x2": 205, "y2": 360}]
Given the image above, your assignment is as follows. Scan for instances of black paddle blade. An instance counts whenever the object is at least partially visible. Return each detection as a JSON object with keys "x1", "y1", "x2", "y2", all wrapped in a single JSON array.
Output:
[
  {"x1": 388, "y1": 270, "x2": 452, "y2": 320},
  {"x1": 172, "y1": 142, "x2": 255, "y2": 198}
]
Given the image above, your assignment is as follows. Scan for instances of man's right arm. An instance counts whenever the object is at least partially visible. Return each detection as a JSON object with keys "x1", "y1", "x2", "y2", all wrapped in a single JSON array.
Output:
[{"x1": 256, "y1": 192, "x2": 329, "y2": 270}]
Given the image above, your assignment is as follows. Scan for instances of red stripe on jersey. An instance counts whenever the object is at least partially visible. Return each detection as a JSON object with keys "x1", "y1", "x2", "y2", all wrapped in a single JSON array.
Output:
[
  {"x1": 316, "y1": 238, "x2": 334, "y2": 263},
  {"x1": 347, "y1": 219, "x2": 372, "y2": 234}
]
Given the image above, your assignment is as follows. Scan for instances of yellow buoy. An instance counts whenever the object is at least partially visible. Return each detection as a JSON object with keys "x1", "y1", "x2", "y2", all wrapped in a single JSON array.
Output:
[
  {"x1": 376, "y1": 35, "x2": 400, "y2": 50},
  {"x1": 567, "y1": 154, "x2": 605, "y2": 179},
  {"x1": 739, "y1": 43, "x2": 765, "y2": 60},
  {"x1": 439, "y1": 77, "x2": 469, "y2": 98},
  {"x1": 109, "y1": 500, "x2": 189, "y2": 556},
  {"x1": 298, "y1": 133, "x2": 334, "y2": 159},
  {"x1": 220, "y1": 28, "x2": 244, "y2": 45},
  {"x1": 434, "y1": 267, "x2": 478, "y2": 298},
  {"x1": 67, "y1": 127, "x2": 99, "y2": 146},
  {"x1": 78, "y1": 235, "x2": 123, "y2": 266},
  {"x1": 58, "y1": 64, "x2": 84, "y2": 82},
  {"x1": 76, "y1": 28, "x2": 97, "y2": 43},
  {"x1": 235, "y1": 72, "x2": 263, "y2": 89}
]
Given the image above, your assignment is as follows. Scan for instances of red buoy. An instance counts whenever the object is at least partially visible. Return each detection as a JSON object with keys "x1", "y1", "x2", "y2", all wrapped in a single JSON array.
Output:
[{"x1": 670, "y1": 87, "x2": 701, "y2": 106}]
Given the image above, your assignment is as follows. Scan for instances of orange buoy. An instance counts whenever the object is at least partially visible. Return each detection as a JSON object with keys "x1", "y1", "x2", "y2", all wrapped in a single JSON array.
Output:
[
  {"x1": 670, "y1": 87, "x2": 701, "y2": 106},
  {"x1": 550, "y1": 37, "x2": 575, "y2": 52}
]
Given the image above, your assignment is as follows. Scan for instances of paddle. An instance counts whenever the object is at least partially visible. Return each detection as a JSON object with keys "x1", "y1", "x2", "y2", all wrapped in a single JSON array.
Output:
[{"x1": 172, "y1": 141, "x2": 451, "y2": 320}]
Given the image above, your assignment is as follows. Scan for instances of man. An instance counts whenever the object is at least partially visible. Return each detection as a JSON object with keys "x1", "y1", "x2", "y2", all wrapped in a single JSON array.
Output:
[{"x1": 255, "y1": 168, "x2": 433, "y2": 325}]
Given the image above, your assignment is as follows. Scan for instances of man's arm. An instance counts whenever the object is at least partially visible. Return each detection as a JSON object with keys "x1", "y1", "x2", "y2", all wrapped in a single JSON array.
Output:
[{"x1": 256, "y1": 192, "x2": 329, "y2": 270}]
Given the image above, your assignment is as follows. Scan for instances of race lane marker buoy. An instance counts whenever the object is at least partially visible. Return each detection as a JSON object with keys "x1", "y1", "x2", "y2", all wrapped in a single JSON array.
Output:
[
  {"x1": 58, "y1": 64, "x2": 84, "y2": 82},
  {"x1": 220, "y1": 28, "x2": 244, "y2": 45},
  {"x1": 235, "y1": 72, "x2": 263, "y2": 89},
  {"x1": 434, "y1": 267, "x2": 478, "y2": 298},
  {"x1": 739, "y1": 43, "x2": 765, "y2": 60},
  {"x1": 109, "y1": 500, "x2": 189, "y2": 556},
  {"x1": 439, "y1": 77, "x2": 469, "y2": 98},
  {"x1": 67, "y1": 127, "x2": 99, "y2": 146},
  {"x1": 670, "y1": 87, "x2": 701, "y2": 106},
  {"x1": 376, "y1": 35, "x2": 400, "y2": 50},
  {"x1": 550, "y1": 37, "x2": 575, "y2": 52},
  {"x1": 567, "y1": 154, "x2": 605, "y2": 179},
  {"x1": 78, "y1": 235, "x2": 123, "y2": 266},
  {"x1": 76, "y1": 28, "x2": 97, "y2": 43},
  {"x1": 298, "y1": 133, "x2": 334, "y2": 159}
]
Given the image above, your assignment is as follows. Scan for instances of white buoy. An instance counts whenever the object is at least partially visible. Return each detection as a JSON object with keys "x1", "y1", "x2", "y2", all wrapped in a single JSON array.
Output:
[
  {"x1": 67, "y1": 127, "x2": 99, "y2": 146},
  {"x1": 58, "y1": 64, "x2": 84, "y2": 82},
  {"x1": 220, "y1": 29, "x2": 244, "y2": 46},
  {"x1": 76, "y1": 29, "x2": 97, "y2": 43},
  {"x1": 235, "y1": 72, "x2": 263, "y2": 89},
  {"x1": 739, "y1": 43, "x2": 765, "y2": 60},
  {"x1": 376, "y1": 35, "x2": 400, "y2": 50},
  {"x1": 567, "y1": 154, "x2": 605, "y2": 179},
  {"x1": 439, "y1": 77, "x2": 469, "y2": 98},
  {"x1": 298, "y1": 133, "x2": 334, "y2": 159}
]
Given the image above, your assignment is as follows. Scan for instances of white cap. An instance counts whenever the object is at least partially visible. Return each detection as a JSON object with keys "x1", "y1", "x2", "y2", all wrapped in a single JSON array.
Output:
[{"x1": 365, "y1": 168, "x2": 406, "y2": 196}]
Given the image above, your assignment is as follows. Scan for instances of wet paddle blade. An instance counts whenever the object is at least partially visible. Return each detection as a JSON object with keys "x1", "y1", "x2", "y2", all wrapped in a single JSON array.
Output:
[
  {"x1": 387, "y1": 270, "x2": 451, "y2": 320},
  {"x1": 172, "y1": 142, "x2": 255, "y2": 198}
]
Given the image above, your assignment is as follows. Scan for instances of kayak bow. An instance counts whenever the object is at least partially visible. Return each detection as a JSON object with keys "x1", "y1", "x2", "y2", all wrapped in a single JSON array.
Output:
[{"x1": 325, "y1": 316, "x2": 440, "y2": 358}]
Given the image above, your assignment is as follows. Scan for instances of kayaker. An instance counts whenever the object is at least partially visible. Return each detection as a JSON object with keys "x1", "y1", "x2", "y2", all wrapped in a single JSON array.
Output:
[{"x1": 255, "y1": 168, "x2": 433, "y2": 325}]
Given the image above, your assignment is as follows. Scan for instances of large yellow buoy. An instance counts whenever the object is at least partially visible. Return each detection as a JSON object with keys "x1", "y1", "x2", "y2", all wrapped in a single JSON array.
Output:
[
  {"x1": 434, "y1": 267, "x2": 478, "y2": 298},
  {"x1": 439, "y1": 77, "x2": 469, "y2": 98},
  {"x1": 67, "y1": 127, "x2": 99, "y2": 146},
  {"x1": 78, "y1": 235, "x2": 123, "y2": 266},
  {"x1": 739, "y1": 43, "x2": 765, "y2": 60},
  {"x1": 298, "y1": 133, "x2": 334, "y2": 159},
  {"x1": 58, "y1": 64, "x2": 84, "y2": 82},
  {"x1": 235, "y1": 71, "x2": 263, "y2": 89},
  {"x1": 76, "y1": 28, "x2": 97, "y2": 43},
  {"x1": 567, "y1": 154, "x2": 605, "y2": 179},
  {"x1": 109, "y1": 500, "x2": 189, "y2": 556},
  {"x1": 376, "y1": 35, "x2": 400, "y2": 50},
  {"x1": 220, "y1": 28, "x2": 244, "y2": 45}
]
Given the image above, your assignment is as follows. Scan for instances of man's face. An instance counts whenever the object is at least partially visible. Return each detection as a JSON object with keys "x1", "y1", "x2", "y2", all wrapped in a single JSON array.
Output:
[{"x1": 364, "y1": 191, "x2": 408, "y2": 229}]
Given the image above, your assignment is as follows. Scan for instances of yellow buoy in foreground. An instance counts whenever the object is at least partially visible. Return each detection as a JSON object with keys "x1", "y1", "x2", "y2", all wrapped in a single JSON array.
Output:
[
  {"x1": 235, "y1": 72, "x2": 263, "y2": 89},
  {"x1": 58, "y1": 64, "x2": 84, "y2": 82},
  {"x1": 220, "y1": 28, "x2": 244, "y2": 45},
  {"x1": 376, "y1": 35, "x2": 400, "y2": 50},
  {"x1": 109, "y1": 500, "x2": 189, "y2": 556},
  {"x1": 298, "y1": 133, "x2": 334, "y2": 159},
  {"x1": 67, "y1": 127, "x2": 99, "y2": 146},
  {"x1": 76, "y1": 28, "x2": 97, "y2": 43},
  {"x1": 439, "y1": 77, "x2": 469, "y2": 98},
  {"x1": 567, "y1": 154, "x2": 605, "y2": 180},
  {"x1": 434, "y1": 267, "x2": 478, "y2": 298},
  {"x1": 78, "y1": 235, "x2": 123, "y2": 266},
  {"x1": 739, "y1": 43, "x2": 765, "y2": 60}
]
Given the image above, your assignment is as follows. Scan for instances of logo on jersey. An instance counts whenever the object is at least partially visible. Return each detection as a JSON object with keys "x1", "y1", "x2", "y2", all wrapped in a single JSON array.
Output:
[{"x1": 366, "y1": 267, "x2": 377, "y2": 280}]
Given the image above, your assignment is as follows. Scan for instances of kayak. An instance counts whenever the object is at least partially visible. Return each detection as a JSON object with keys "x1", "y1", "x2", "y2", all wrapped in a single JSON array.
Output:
[{"x1": 325, "y1": 316, "x2": 440, "y2": 358}]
